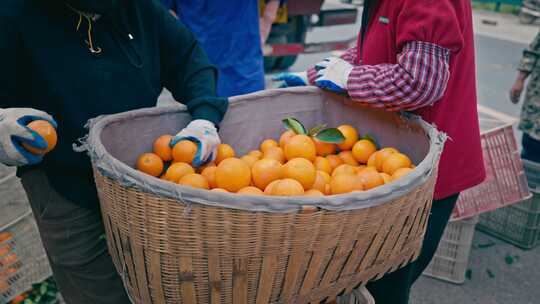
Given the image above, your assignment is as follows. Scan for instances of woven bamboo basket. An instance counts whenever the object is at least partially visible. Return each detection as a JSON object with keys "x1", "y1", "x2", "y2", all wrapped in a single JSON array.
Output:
[{"x1": 83, "y1": 88, "x2": 444, "y2": 304}]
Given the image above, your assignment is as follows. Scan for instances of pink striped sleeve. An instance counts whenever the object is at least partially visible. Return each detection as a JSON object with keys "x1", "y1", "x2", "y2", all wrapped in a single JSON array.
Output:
[
  {"x1": 307, "y1": 67, "x2": 318, "y2": 85},
  {"x1": 339, "y1": 47, "x2": 358, "y2": 64},
  {"x1": 346, "y1": 41, "x2": 450, "y2": 111}
]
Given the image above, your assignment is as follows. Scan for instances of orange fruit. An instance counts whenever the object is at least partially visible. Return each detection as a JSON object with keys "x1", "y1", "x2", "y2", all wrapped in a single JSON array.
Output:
[
  {"x1": 270, "y1": 179, "x2": 305, "y2": 196},
  {"x1": 392, "y1": 167, "x2": 414, "y2": 181},
  {"x1": 201, "y1": 166, "x2": 218, "y2": 188},
  {"x1": 380, "y1": 173, "x2": 392, "y2": 184},
  {"x1": 304, "y1": 189, "x2": 325, "y2": 197},
  {"x1": 284, "y1": 134, "x2": 317, "y2": 161},
  {"x1": 326, "y1": 155, "x2": 344, "y2": 172},
  {"x1": 1, "y1": 253, "x2": 18, "y2": 266},
  {"x1": 197, "y1": 161, "x2": 216, "y2": 173},
  {"x1": 318, "y1": 170, "x2": 331, "y2": 184},
  {"x1": 311, "y1": 171, "x2": 330, "y2": 194},
  {"x1": 178, "y1": 173, "x2": 209, "y2": 190},
  {"x1": 330, "y1": 174, "x2": 364, "y2": 195},
  {"x1": 153, "y1": 134, "x2": 173, "y2": 162},
  {"x1": 314, "y1": 156, "x2": 332, "y2": 175},
  {"x1": 260, "y1": 139, "x2": 279, "y2": 153},
  {"x1": 237, "y1": 186, "x2": 264, "y2": 196},
  {"x1": 352, "y1": 140, "x2": 377, "y2": 164},
  {"x1": 241, "y1": 155, "x2": 259, "y2": 168},
  {"x1": 164, "y1": 162, "x2": 195, "y2": 182},
  {"x1": 11, "y1": 294, "x2": 27, "y2": 304},
  {"x1": 314, "y1": 138, "x2": 336, "y2": 156},
  {"x1": 263, "y1": 146, "x2": 285, "y2": 164},
  {"x1": 211, "y1": 188, "x2": 229, "y2": 193},
  {"x1": 215, "y1": 144, "x2": 236, "y2": 164},
  {"x1": 136, "y1": 153, "x2": 164, "y2": 177},
  {"x1": 248, "y1": 150, "x2": 263, "y2": 159},
  {"x1": 382, "y1": 153, "x2": 412, "y2": 175},
  {"x1": 172, "y1": 140, "x2": 198, "y2": 164},
  {"x1": 252, "y1": 158, "x2": 283, "y2": 190},
  {"x1": 332, "y1": 164, "x2": 356, "y2": 178},
  {"x1": 264, "y1": 180, "x2": 281, "y2": 195},
  {"x1": 339, "y1": 151, "x2": 359, "y2": 166},
  {"x1": 279, "y1": 130, "x2": 296, "y2": 148},
  {"x1": 0, "y1": 232, "x2": 12, "y2": 242},
  {"x1": 367, "y1": 153, "x2": 377, "y2": 168},
  {"x1": 372, "y1": 147, "x2": 399, "y2": 171},
  {"x1": 337, "y1": 125, "x2": 358, "y2": 151},
  {"x1": 23, "y1": 120, "x2": 57, "y2": 154},
  {"x1": 354, "y1": 165, "x2": 367, "y2": 173},
  {"x1": 0, "y1": 245, "x2": 10, "y2": 257},
  {"x1": 215, "y1": 158, "x2": 252, "y2": 192},
  {"x1": 283, "y1": 158, "x2": 317, "y2": 190},
  {"x1": 359, "y1": 166, "x2": 378, "y2": 174},
  {"x1": 357, "y1": 168, "x2": 384, "y2": 190}
]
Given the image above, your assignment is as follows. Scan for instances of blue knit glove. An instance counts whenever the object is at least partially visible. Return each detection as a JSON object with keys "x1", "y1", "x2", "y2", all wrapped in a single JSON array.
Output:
[
  {"x1": 272, "y1": 72, "x2": 308, "y2": 88},
  {"x1": 0, "y1": 108, "x2": 57, "y2": 166}
]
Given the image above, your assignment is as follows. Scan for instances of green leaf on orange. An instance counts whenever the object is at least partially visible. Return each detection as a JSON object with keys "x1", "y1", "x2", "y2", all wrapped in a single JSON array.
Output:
[
  {"x1": 314, "y1": 128, "x2": 345, "y2": 144},
  {"x1": 308, "y1": 124, "x2": 327, "y2": 137},
  {"x1": 282, "y1": 117, "x2": 307, "y2": 135}
]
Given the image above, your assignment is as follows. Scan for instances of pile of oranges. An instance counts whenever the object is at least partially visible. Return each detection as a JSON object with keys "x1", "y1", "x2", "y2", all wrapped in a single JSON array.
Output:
[
  {"x1": 136, "y1": 120, "x2": 415, "y2": 197},
  {"x1": 0, "y1": 232, "x2": 18, "y2": 293}
]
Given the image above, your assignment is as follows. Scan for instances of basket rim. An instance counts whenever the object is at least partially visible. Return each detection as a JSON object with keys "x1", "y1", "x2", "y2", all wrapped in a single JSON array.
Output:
[{"x1": 82, "y1": 87, "x2": 446, "y2": 213}]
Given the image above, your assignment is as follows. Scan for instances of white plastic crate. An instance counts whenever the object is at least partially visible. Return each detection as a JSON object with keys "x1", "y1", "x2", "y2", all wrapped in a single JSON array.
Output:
[
  {"x1": 451, "y1": 106, "x2": 531, "y2": 220},
  {"x1": 423, "y1": 216, "x2": 478, "y2": 284},
  {"x1": 0, "y1": 212, "x2": 52, "y2": 303},
  {"x1": 0, "y1": 167, "x2": 30, "y2": 229}
]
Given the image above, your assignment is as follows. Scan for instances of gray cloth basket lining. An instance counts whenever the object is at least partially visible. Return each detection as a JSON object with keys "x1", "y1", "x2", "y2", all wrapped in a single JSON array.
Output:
[{"x1": 80, "y1": 87, "x2": 445, "y2": 213}]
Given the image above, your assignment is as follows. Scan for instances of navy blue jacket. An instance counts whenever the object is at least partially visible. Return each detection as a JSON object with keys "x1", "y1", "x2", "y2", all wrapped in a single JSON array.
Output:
[{"x1": 0, "y1": 0, "x2": 228, "y2": 208}]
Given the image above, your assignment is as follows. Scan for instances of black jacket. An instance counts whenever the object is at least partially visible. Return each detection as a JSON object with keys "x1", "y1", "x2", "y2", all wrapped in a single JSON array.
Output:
[{"x1": 0, "y1": 0, "x2": 228, "y2": 208}]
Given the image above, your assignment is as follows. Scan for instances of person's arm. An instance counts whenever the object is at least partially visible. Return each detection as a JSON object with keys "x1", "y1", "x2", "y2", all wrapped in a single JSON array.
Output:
[
  {"x1": 0, "y1": 15, "x2": 56, "y2": 166},
  {"x1": 315, "y1": 0, "x2": 464, "y2": 111},
  {"x1": 510, "y1": 32, "x2": 539, "y2": 104},
  {"x1": 260, "y1": 0, "x2": 281, "y2": 46},
  {"x1": 158, "y1": 4, "x2": 228, "y2": 126},
  {"x1": 341, "y1": 42, "x2": 451, "y2": 111}
]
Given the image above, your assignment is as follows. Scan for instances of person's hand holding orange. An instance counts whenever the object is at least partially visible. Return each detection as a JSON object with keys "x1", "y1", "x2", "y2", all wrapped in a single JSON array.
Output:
[
  {"x1": 0, "y1": 108, "x2": 57, "y2": 166},
  {"x1": 170, "y1": 119, "x2": 221, "y2": 167}
]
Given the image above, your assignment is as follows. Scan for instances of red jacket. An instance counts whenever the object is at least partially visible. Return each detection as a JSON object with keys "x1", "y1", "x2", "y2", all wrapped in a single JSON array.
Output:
[{"x1": 359, "y1": 0, "x2": 485, "y2": 199}]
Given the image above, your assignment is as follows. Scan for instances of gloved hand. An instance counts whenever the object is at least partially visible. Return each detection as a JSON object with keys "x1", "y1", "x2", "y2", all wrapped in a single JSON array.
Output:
[
  {"x1": 314, "y1": 57, "x2": 353, "y2": 94},
  {"x1": 272, "y1": 72, "x2": 308, "y2": 88},
  {"x1": 170, "y1": 119, "x2": 221, "y2": 167},
  {"x1": 0, "y1": 108, "x2": 57, "y2": 166}
]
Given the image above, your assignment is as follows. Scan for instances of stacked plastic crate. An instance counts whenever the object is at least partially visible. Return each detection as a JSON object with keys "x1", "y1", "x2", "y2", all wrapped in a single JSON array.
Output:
[
  {"x1": 424, "y1": 106, "x2": 531, "y2": 283},
  {"x1": 478, "y1": 159, "x2": 540, "y2": 249},
  {"x1": 0, "y1": 165, "x2": 52, "y2": 303}
]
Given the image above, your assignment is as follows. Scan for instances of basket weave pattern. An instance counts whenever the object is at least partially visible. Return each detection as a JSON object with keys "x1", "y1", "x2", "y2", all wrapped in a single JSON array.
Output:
[{"x1": 95, "y1": 168, "x2": 436, "y2": 304}]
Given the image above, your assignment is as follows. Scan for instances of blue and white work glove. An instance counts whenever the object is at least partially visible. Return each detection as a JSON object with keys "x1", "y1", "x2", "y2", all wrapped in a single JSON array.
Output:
[
  {"x1": 272, "y1": 72, "x2": 308, "y2": 88},
  {"x1": 314, "y1": 57, "x2": 353, "y2": 94},
  {"x1": 171, "y1": 119, "x2": 221, "y2": 167},
  {"x1": 0, "y1": 108, "x2": 57, "y2": 166}
]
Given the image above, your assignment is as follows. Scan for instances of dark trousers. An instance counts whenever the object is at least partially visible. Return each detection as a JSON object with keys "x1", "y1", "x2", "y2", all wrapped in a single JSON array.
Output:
[
  {"x1": 366, "y1": 194, "x2": 460, "y2": 304},
  {"x1": 522, "y1": 133, "x2": 540, "y2": 163},
  {"x1": 20, "y1": 169, "x2": 131, "y2": 304}
]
